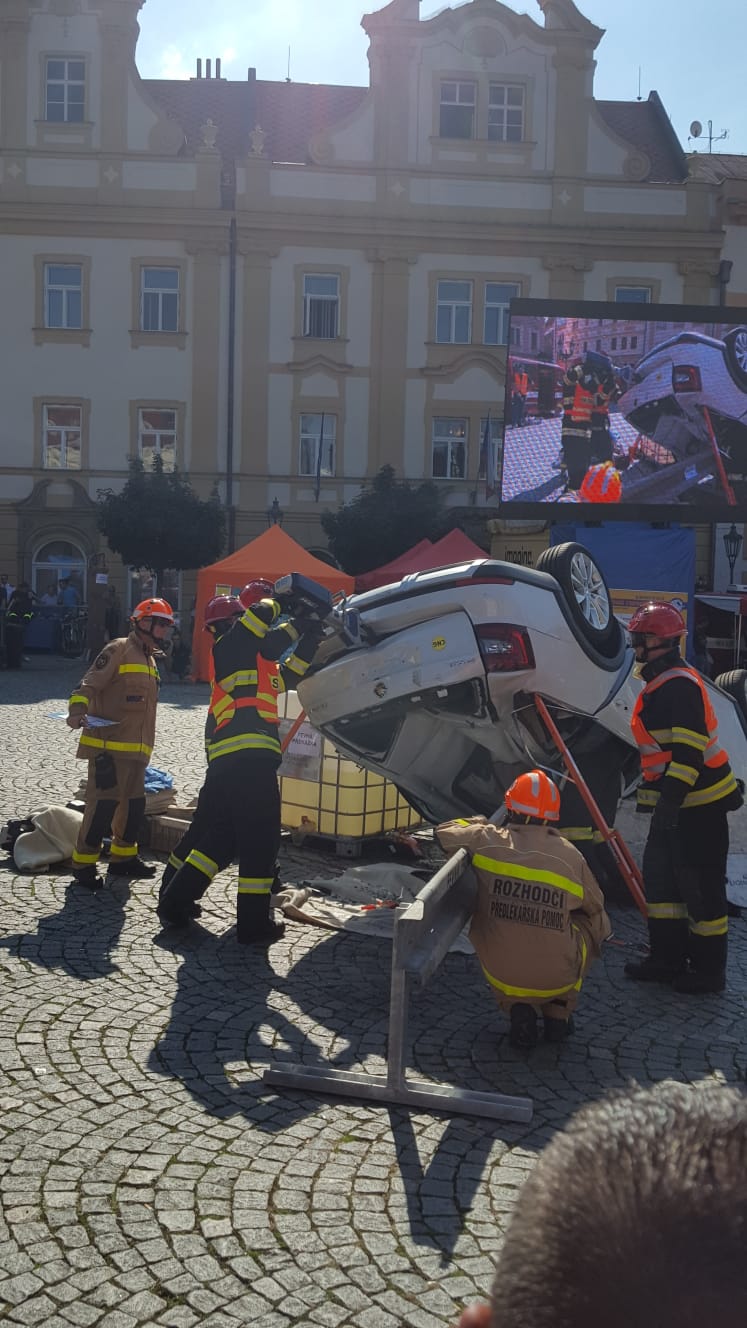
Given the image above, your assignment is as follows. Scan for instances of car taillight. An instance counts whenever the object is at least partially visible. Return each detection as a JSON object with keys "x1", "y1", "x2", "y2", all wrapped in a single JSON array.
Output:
[
  {"x1": 476, "y1": 624, "x2": 535, "y2": 673},
  {"x1": 672, "y1": 365, "x2": 701, "y2": 392}
]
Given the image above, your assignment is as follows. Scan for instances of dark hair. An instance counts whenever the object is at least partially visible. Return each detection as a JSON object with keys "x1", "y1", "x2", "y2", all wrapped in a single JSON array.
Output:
[{"x1": 490, "y1": 1081, "x2": 747, "y2": 1328}]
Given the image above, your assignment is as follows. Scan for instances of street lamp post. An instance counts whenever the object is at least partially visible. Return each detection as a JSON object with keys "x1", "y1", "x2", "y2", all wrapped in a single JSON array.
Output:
[
  {"x1": 266, "y1": 498, "x2": 284, "y2": 527},
  {"x1": 723, "y1": 523, "x2": 743, "y2": 585}
]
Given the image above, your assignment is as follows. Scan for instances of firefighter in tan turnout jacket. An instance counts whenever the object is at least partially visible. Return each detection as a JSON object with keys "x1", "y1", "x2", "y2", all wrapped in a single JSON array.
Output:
[
  {"x1": 437, "y1": 770, "x2": 610, "y2": 1049},
  {"x1": 66, "y1": 597, "x2": 174, "y2": 889}
]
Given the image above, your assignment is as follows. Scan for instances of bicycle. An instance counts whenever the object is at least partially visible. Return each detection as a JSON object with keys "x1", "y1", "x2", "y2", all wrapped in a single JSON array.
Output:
[{"x1": 61, "y1": 609, "x2": 88, "y2": 659}]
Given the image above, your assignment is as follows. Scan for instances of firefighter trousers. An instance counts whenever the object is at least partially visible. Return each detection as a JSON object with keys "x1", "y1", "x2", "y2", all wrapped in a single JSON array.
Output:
[
  {"x1": 158, "y1": 753, "x2": 281, "y2": 940},
  {"x1": 72, "y1": 757, "x2": 146, "y2": 873},
  {"x1": 642, "y1": 802, "x2": 729, "y2": 977}
]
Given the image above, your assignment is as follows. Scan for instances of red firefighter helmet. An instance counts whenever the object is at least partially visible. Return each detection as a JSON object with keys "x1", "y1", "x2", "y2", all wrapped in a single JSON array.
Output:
[
  {"x1": 239, "y1": 579, "x2": 274, "y2": 610},
  {"x1": 204, "y1": 595, "x2": 243, "y2": 629},
  {"x1": 579, "y1": 461, "x2": 622, "y2": 504},
  {"x1": 131, "y1": 597, "x2": 174, "y2": 624},
  {"x1": 504, "y1": 770, "x2": 560, "y2": 822},
  {"x1": 627, "y1": 602, "x2": 685, "y2": 641}
]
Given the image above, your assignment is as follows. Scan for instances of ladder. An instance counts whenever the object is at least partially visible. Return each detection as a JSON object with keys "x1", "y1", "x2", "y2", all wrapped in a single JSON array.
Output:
[{"x1": 533, "y1": 695, "x2": 647, "y2": 917}]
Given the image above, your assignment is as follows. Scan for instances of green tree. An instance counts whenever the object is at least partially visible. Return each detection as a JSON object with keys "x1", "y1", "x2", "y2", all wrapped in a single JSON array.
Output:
[
  {"x1": 97, "y1": 456, "x2": 225, "y2": 590},
  {"x1": 321, "y1": 465, "x2": 446, "y2": 575}
]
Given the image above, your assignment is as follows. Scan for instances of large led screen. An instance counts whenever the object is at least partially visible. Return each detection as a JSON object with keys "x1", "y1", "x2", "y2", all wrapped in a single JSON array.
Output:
[{"x1": 499, "y1": 298, "x2": 747, "y2": 521}]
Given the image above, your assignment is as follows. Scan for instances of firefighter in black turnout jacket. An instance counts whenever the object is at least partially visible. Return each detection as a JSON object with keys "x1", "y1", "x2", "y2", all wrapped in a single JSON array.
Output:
[
  {"x1": 157, "y1": 580, "x2": 324, "y2": 944},
  {"x1": 624, "y1": 602, "x2": 742, "y2": 994}
]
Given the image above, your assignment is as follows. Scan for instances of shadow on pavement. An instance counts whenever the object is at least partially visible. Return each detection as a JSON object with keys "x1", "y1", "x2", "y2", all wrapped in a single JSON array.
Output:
[
  {"x1": 147, "y1": 923, "x2": 370, "y2": 1132},
  {"x1": 0, "y1": 875, "x2": 130, "y2": 979}
]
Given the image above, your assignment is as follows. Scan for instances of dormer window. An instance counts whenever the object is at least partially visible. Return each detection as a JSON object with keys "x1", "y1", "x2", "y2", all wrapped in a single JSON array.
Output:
[
  {"x1": 439, "y1": 81, "x2": 476, "y2": 140},
  {"x1": 45, "y1": 58, "x2": 85, "y2": 123},
  {"x1": 488, "y1": 84, "x2": 524, "y2": 143}
]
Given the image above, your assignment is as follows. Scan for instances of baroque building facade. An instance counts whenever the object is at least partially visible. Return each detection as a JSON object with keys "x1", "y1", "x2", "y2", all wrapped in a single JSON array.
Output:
[{"x1": 0, "y1": 0, "x2": 739, "y2": 611}]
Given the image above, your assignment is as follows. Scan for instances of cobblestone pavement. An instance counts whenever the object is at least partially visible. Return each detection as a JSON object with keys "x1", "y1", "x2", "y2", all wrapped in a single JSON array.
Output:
[{"x1": 1, "y1": 657, "x2": 745, "y2": 1326}]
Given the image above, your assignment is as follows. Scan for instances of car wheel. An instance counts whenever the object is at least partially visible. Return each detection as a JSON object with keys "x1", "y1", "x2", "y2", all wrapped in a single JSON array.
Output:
[
  {"x1": 535, "y1": 542, "x2": 623, "y2": 660},
  {"x1": 714, "y1": 669, "x2": 747, "y2": 723},
  {"x1": 724, "y1": 327, "x2": 747, "y2": 388}
]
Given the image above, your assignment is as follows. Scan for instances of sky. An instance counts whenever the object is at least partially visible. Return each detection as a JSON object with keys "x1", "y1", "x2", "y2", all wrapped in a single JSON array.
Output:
[{"x1": 135, "y1": 0, "x2": 747, "y2": 156}]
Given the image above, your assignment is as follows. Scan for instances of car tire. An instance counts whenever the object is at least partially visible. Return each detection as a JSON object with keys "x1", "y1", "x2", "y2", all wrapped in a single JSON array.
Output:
[
  {"x1": 714, "y1": 669, "x2": 747, "y2": 723},
  {"x1": 724, "y1": 327, "x2": 747, "y2": 388},
  {"x1": 535, "y1": 542, "x2": 623, "y2": 660}
]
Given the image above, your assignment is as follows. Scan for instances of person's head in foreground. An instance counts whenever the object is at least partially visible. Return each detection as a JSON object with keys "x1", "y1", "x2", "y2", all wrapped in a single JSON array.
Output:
[{"x1": 456, "y1": 1079, "x2": 747, "y2": 1328}]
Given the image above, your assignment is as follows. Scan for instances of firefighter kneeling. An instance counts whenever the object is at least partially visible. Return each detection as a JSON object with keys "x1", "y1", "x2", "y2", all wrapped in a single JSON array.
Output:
[{"x1": 437, "y1": 771, "x2": 610, "y2": 1050}]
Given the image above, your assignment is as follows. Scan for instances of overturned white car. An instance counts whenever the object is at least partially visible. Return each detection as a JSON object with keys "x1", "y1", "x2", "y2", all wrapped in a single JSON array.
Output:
[{"x1": 296, "y1": 543, "x2": 747, "y2": 827}]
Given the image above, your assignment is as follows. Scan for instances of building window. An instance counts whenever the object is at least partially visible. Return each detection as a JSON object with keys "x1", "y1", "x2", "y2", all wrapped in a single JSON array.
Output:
[
  {"x1": 621, "y1": 336, "x2": 628, "y2": 349},
  {"x1": 32, "y1": 539, "x2": 86, "y2": 602},
  {"x1": 596, "y1": 339, "x2": 602, "y2": 351},
  {"x1": 138, "y1": 408, "x2": 177, "y2": 472},
  {"x1": 42, "y1": 405, "x2": 82, "y2": 469},
  {"x1": 432, "y1": 418, "x2": 467, "y2": 479},
  {"x1": 130, "y1": 568, "x2": 182, "y2": 619},
  {"x1": 439, "y1": 81, "x2": 476, "y2": 139},
  {"x1": 436, "y1": 280, "x2": 472, "y2": 344},
  {"x1": 611, "y1": 337, "x2": 618, "y2": 350},
  {"x1": 299, "y1": 414, "x2": 336, "y2": 477},
  {"x1": 44, "y1": 263, "x2": 82, "y2": 329},
  {"x1": 483, "y1": 282, "x2": 519, "y2": 346},
  {"x1": 615, "y1": 286, "x2": 651, "y2": 304},
  {"x1": 530, "y1": 331, "x2": 538, "y2": 351},
  {"x1": 141, "y1": 267, "x2": 179, "y2": 332},
  {"x1": 303, "y1": 274, "x2": 340, "y2": 339},
  {"x1": 45, "y1": 57, "x2": 85, "y2": 123},
  {"x1": 631, "y1": 335, "x2": 638, "y2": 349},
  {"x1": 488, "y1": 83, "x2": 524, "y2": 143}
]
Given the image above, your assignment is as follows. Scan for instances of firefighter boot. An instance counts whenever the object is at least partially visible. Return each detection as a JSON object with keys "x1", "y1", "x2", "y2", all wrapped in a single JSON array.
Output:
[
  {"x1": 509, "y1": 1004, "x2": 538, "y2": 1050},
  {"x1": 108, "y1": 856, "x2": 157, "y2": 879},
  {"x1": 70, "y1": 866, "x2": 104, "y2": 892},
  {"x1": 543, "y1": 1015, "x2": 575, "y2": 1044},
  {"x1": 624, "y1": 917, "x2": 687, "y2": 984},
  {"x1": 672, "y1": 931, "x2": 727, "y2": 995}
]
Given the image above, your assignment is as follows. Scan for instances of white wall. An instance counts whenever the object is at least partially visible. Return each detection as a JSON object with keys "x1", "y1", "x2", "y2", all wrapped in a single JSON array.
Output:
[
  {"x1": 0, "y1": 235, "x2": 193, "y2": 470},
  {"x1": 27, "y1": 11, "x2": 102, "y2": 149}
]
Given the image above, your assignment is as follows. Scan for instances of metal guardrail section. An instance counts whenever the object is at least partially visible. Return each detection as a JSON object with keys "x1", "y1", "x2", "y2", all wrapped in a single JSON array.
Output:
[{"x1": 263, "y1": 849, "x2": 534, "y2": 1123}]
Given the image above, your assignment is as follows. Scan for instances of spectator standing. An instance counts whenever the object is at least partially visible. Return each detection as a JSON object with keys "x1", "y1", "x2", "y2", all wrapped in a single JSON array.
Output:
[
  {"x1": 59, "y1": 577, "x2": 80, "y2": 608},
  {"x1": 453, "y1": 1080, "x2": 747, "y2": 1328},
  {"x1": 0, "y1": 573, "x2": 15, "y2": 607},
  {"x1": 5, "y1": 582, "x2": 35, "y2": 669},
  {"x1": 40, "y1": 584, "x2": 59, "y2": 606},
  {"x1": 104, "y1": 585, "x2": 121, "y2": 642}
]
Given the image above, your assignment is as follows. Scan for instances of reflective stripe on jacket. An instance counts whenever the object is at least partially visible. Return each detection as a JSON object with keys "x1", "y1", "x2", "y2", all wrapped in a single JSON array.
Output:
[
  {"x1": 206, "y1": 600, "x2": 319, "y2": 765},
  {"x1": 435, "y1": 818, "x2": 610, "y2": 1004},
  {"x1": 631, "y1": 662, "x2": 737, "y2": 810},
  {"x1": 68, "y1": 632, "x2": 159, "y2": 763}
]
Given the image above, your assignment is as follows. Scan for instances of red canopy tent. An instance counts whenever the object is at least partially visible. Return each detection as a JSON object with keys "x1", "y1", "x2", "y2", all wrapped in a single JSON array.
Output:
[
  {"x1": 190, "y1": 526, "x2": 353, "y2": 681},
  {"x1": 355, "y1": 529, "x2": 487, "y2": 593}
]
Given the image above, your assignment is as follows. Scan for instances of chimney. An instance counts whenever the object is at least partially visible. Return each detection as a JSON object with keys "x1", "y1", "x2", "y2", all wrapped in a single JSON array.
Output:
[
  {"x1": 196, "y1": 58, "x2": 202, "y2": 79},
  {"x1": 216, "y1": 57, "x2": 221, "y2": 78},
  {"x1": 206, "y1": 58, "x2": 212, "y2": 79},
  {"x1": 247, "y1": 66, "x2": 256, "y2": 83}
]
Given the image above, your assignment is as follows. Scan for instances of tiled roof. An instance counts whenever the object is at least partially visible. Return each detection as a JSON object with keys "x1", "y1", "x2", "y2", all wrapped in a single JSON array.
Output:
[
  {"x1": 687, "y1": 153, "x2": 747, "y2": 184},
  {"x1": 144, "y1": 76, "x2": 369, "y2": 167},
  {"x1": 254, "y1": 81, "x2": 369, "y2": 164},
  {"x1": 596, "y1": 94, "x2": 688, "y2": 183},
  {"x1": 144, "y1": 75, "x2": 686, "y2": 186},
  {"x1": 143, "y1": 77, "x2": 255, "y2": 160}
]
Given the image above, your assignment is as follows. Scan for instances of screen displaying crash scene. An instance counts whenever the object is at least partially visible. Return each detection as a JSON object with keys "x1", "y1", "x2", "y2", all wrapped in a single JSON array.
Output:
[{"x1": 499, "y1": 298, "x2": 747, "y2": 520}]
